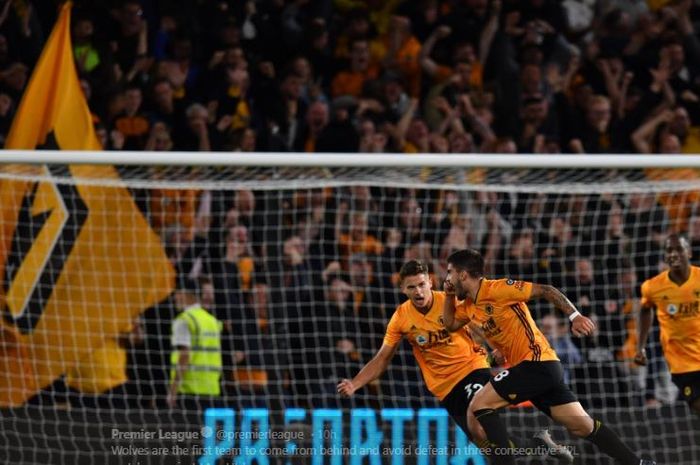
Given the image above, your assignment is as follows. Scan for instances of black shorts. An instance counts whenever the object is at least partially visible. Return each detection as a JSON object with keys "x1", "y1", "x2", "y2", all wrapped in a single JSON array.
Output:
[
  {"x1": 671, "y1": 370, "x2": 700, "y2": 405},
  {"x1": 440, "y1": 368, "x2": 492, "y2": 436},
  {"x1": 490, "y1": 360, "x2": 577, "y2": 416}
]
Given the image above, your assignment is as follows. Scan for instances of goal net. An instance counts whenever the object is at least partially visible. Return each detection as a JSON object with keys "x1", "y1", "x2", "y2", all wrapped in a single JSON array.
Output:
[{"x1": 0, "y1": 153, "x2": 698, "y2": 465}]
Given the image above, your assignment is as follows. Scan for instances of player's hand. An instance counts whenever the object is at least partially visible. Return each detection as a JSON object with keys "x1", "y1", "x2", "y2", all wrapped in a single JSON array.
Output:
[
  {"x1": 337, "y1": 379, "x2": 356, "y2": 398},
  {"x1": 633, "y1": 349, "x2": 648, "y2": 366},
  {"x1": 570, "y1": 314, "x2": 595, "y2": 337},
  {"x1": 490, "y1": 349, "x2": 506, "y2": 366},
  {"x1": 166, "y1": 389, "x2": 177, "y2": 408},
  {"x1": 443, "y1": 279, "x2": 456, "y2": 296}
]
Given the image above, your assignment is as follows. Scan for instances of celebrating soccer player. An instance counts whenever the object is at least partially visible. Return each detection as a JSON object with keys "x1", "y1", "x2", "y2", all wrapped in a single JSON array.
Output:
[
  {"x1": 443, "y1": 249, "x2": 656, "y2": 465},
  {"x1": 635, "y1": 234, "x2": 700, "y2": 415},
  {"x1": 337, "y1": 259, "x2": 573, "y2": 462}
]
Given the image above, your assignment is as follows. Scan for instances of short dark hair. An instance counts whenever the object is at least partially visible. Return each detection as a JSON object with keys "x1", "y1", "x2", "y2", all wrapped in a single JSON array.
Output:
[
  {"x1": 177, "y1": 276, "x2": 201, "y2": 298},
  {"x1": 399, "y1": 259, "x2": 430, "y2": 282},
  {"x1": 665, "y1": 233, "x2": 690, "y2": 249},
  {"x1": 447, "y1": 249, "x2": 484, "y2": 278}
]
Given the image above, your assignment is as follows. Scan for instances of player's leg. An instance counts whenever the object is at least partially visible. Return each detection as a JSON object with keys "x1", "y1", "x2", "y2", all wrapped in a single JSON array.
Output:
[
  {"x1": 472, "y1": 361, "x2": 561, "y2": 463},
  {"x1": 548, "y1": 401, "x2": 649, "y2": 465},
  {"x1": 441, "y1": 369, "x2": 492, "y2": 447},
  {"x1": 531, "y1": 361, "x2": 651, "y2": 465},
  {"x1": 470, "y1": 362, "x2": 578, "y2": 464},
  {"x1": 470, "y1": 380, "x2": 516, "y2": 465},
  {"x1": 671, "y1": 370, "x2": 700, "y2": 415}
]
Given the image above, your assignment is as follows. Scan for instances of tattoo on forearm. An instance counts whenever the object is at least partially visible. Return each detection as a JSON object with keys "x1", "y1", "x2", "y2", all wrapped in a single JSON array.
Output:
[{"x1": 542, "y1": 285, "x2": 577, "y2": 314}]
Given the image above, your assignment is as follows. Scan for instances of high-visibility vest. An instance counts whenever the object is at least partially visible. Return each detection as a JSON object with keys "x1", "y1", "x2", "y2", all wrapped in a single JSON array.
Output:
[{"x1": 170, "y1": 306, "x2": 223, "y2": 395}]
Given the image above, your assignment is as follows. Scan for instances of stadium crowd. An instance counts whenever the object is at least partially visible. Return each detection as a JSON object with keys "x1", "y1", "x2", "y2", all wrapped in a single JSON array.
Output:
[{"x1": 7, "y1": 0, "x2": 700, "y2": 412}]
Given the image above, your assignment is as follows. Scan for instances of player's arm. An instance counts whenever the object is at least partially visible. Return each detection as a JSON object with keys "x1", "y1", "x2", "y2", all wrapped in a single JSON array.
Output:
[
  {"x1": 337, "y1": 343, "x2": 398, "y2": 397},
  {"x1": 634, "y1": 304, "x2": 654, "y2": 365},
  {"x1": 466, "y1": 322, "x2": 505, "y2": 365},
  {"x1": 442, "y1": 279, "x2": 469, "y2": 332},
  {"x1": 167, "y1": 346, "x2": 189, "y2": 408},
  {"x1": 530, "y1": 283, "x2": 595, "y2": 337}
]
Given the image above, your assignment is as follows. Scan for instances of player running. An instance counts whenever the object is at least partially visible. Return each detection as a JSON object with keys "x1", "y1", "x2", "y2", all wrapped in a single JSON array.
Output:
[
  {"x1": 635, "y1": 234, "x2": 700, "y2": 414},
  {"x1": 443, "y1": 249, "x2": 656, "y2": 465},
  {"x1": 337, "y1": 259, "x2": 573, "y2": 462}
]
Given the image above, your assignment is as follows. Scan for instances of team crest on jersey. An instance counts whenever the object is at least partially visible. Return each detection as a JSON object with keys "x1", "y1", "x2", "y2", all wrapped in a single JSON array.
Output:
[
  {"x1": 485, "y1": 304, "x2": 494, "y2": 315},
  {"x1": 685, "y1": 386, "x2": 692, "y2": 397},
  {"x1": 506, "y1": 279, "x2": 515, "y2": 285},
  {"x1": 416, "y1": 335, "x2": 428, "y2": 346},
  {"x1": 667, "y1": 304, "x2": 678, "y2": 316},
  {"x1": 438, "y1": 316, "x2": 445, "y2": 326}
]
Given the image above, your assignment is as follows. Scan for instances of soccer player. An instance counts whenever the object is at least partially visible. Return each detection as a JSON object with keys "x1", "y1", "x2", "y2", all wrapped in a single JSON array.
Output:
[
  {"x1": 635, "y1": 234, "x2": 700, "y2": 414},
  {"x1": 443, "y1": 249, "x2": 655, "y2": 465},
  {"x1": 337, "y1": 259, "x2": 573, "y2": 462}
]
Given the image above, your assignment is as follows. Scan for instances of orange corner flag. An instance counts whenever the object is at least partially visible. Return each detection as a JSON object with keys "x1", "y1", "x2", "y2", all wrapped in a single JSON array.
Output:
[{"x1": 0, "y1": 2, "x2": 174, "y2": 406}]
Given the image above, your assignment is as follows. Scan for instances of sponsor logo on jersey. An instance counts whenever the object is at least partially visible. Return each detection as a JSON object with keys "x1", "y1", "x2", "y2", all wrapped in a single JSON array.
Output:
[{"x1": 667, "y1": 304, "x2": 678, "y2": 315}]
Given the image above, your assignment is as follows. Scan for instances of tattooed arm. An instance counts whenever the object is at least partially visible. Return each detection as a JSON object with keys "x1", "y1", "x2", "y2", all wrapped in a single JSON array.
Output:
[{"x1": 530, "y1": 284, "x2": 595, "y2": 337}]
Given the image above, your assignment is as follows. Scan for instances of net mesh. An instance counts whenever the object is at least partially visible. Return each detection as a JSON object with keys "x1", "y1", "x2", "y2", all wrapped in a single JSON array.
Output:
[{"x1": 1, "y1": 161, "x2": 699, "y2": 465}]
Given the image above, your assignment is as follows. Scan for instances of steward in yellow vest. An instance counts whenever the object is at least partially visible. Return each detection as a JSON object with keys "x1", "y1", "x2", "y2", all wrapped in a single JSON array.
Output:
[{"x1": 168, "y1": 284, "x2": 222, "y2": 408}]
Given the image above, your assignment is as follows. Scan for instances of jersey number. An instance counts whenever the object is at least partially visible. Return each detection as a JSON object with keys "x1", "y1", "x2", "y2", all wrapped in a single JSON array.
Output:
[
  {"x1": 494, "y1": 370, "x2": 510, "y2": 382},
  {"x1": 463, "y1": 383, "x2": 484, "y2": 400}
]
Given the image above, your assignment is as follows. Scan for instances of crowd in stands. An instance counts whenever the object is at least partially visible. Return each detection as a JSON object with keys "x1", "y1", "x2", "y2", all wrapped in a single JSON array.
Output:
[{"x1": 8, "y1": 0, "x2": 700, "y2": 411}]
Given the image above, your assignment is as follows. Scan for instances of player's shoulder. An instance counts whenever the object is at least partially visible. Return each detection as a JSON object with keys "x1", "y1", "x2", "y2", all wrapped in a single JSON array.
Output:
[
  {"x1": 642, "y1": 270, "x2": 669, "y2": 291},
  {"x1": 431, "y1": 290, "x2": 446, "y2": 304},
  {"x1": 483, "y1": 277, "x2": 527, "y2": 293}
]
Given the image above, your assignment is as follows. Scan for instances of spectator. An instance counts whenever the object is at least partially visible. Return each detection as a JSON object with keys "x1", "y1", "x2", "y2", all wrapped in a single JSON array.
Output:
[
  {"x1": 312, "y1": 273, "x2": 366, "y2": 407},
  {"x1": 331, "y1": 38, "x2": 379, "y2": 98},
  {"x1": 113, "y1": 84, "x2": 150, "y2": 150},
  {"x1": 540, "y1": 313, "x2": 582, "y2": 384},
  {"x1": 294, "y1": 100, "x2": 329, "y2": 152},
  {"x1": 173, "y1": 103, "x2": 213, "y2": 151}
]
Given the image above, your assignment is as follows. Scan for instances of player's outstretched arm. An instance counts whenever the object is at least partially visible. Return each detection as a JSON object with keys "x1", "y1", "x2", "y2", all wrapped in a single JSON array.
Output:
[
  {"x1": 442, "y1": 280, "x2": 469, "y2": 332},
  {"x1": 531, "y1": 283, "x2": 595, "y2": 337},
  {"x1": 634, "y1": 304, "x2": 654, "y2": 366},
  {"x1": 337, "y1": 343, "x2": 398, "y2": 397}
]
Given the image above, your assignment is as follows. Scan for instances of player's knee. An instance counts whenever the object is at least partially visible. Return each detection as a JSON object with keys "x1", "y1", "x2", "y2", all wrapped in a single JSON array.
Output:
[
  {"x1": 470, "y1": 387, "x2": 492, "y2": 410},
  {"x1": 565, "y1": 418, "x2": 594, "y2": 438},
  {"x1": 470, "y1": 396, "x2": 487, "y2": 411}
]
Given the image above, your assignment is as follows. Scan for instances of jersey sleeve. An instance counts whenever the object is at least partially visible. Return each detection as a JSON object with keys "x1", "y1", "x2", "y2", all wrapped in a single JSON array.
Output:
[
  {"x1": 172, "y1": 319, "x2": 192, "y2": 348},
  {"x1": 382, "y1": 309, "x2": 404, "y2": 347},
  {"x1": 640, "y1": 280, "x2": 652, "y2": 308},
  {"x1": 492, "y1": 278, "x2": 533, "y2": 303}
]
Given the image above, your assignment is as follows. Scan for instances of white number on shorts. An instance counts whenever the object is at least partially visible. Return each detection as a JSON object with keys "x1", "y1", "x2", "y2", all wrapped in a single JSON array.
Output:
[
  {"x1": 493, "y1": 370, "x2": 510, "y2": 382},
  {"x1": 463, "y1": 383, "x2": 484, "y2": 400}
]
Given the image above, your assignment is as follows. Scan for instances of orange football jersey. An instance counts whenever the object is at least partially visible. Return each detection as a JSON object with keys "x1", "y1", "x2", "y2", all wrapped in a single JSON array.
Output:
[
  {"x1": 383, "y1": 291, "x2": 489, "y2": 400},
  {"x1": 455, "y1": 278, "x2": 558, "y2": 366},
  {"x1": 641, "y1": 266, "x2": 700, "y2": 374}
]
